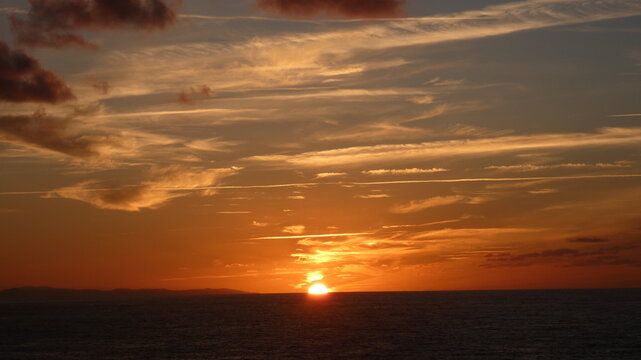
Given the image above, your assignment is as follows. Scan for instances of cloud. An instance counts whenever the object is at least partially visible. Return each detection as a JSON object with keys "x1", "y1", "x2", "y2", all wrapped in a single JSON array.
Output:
[
  {"x1": 92, "y1": 80, "x2": 111, "y2": 94},
  {"x1": 568, "y1": 256, "x2": 641, "y2": 267},
  {"x1": 11, "y1": 0, "x2": 178, "y2": 49},
  {"x1": 291, "y1": 227, "x2": 542, "y2": 268},
  {"x1": 609, "y1": 113, "x2": 641, "y2": 118},
  {"x1": 88, "y1": 0, "x2": 641, "y2": 100},
  {"x1": 484, "y1": 245, "x2": 639, "y2": 267},
  {"x1": 528, "y1": 188, "x2": 558, "y2": 194},
  {"x1": 256, "y1": 0, "x2": 405, "y2": 19},
  {"x1": 390, "y1": 195, "x2": 465, "y2": 214},
  {"x1": 177, "y1": 85, "x2": 214, "y2": 104},
  {"x1": 0, "y1": 111, "x2": 111, "y2": 158},
  {"x1": 355, "y1": 194, "x2": 390, "y2": 199},
  {"x1": 362, "y1": 168, "x2": 449, "y2": 176},
  {"x1": 186, "y1": 137, "x2": 240, "y2": 152},
  {"x1": 568, "y1": 238, "x2": 610, "y2": 243},
  {"x1": 0, "y1": 110, "x2": 175, "y2": 160},
  {"x1": 510, "y1": 248, "x2": 581, "y2": 261},
  {"x1": 382, "y1": 218, "x2": 464, "y2": 229},
  {"x1": 0, "y1": 41, "x2": 74, "y2": 103},
  {"x1": 282, "y1": 225, "x2": 306, "y2": 235},
  {"x1": 5, "y1": 173, "x2": 641, "y2": 197},
  {"x1": 315, "y1": 172, "x2": 347, "y2": 179},
  {"x1": 486, "y1": 162, "x2": 632, "y2": 171},
  {"x1": 47, "y1": 166, "x2": 240, "y2": 211},
  {"x1": 249, "y1": 127, "x2": 641, "y2": 168},
  {"x1": 256, "y1": 232, "x2": 372, "y2": 240}
]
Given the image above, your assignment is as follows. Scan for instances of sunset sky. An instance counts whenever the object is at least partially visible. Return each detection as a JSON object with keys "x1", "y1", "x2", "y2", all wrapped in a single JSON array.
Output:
[{"x1": 1, "y1": 0, "x2": 641, "y2": 293}]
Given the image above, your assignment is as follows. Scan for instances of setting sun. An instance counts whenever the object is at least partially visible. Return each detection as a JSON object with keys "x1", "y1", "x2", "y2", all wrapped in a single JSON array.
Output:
[{"x1": 308, "y1": 283, "x2": 330, "y2": 295}]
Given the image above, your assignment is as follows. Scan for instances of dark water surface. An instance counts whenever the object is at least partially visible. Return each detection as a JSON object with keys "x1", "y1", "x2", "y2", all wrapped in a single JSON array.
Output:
[{"x1": 1, "y1": 289, "x2": 640, "y2": 359}]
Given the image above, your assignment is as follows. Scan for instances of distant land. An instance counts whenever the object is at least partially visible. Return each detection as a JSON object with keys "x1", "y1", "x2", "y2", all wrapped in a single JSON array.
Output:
[{"x1": 0, "y1": 287, "x2": 251, "y2": 303}]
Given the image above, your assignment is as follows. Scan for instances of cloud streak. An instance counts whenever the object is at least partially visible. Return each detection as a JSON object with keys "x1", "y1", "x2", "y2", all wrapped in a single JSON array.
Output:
[
  {"x1": 390, "y1": 196, "x2": 466, "y2": 214},
  {"x1": 486, "y1": 162, "x2": 632, "y2": 171},
  {"x1": 3, "y1": 173, "x2": 641, "y2": 197},
  {"x1": 249, "y1": 127, "x2": 641, "y2": 167},
  {"x1": 256, "y1": 232, "x2": 372, "y2": 240},
  {"x1": 363, "y1": 168, "x2": 449, "y2": 176}
]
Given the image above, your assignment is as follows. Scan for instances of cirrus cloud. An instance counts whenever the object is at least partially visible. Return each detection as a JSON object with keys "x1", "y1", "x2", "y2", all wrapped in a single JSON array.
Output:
[
  {"x1": 390, "y1": 195, "x2": 466, "y2": 214},
  {"x1": 46, "y1": 166, "x2": 240, "y2": 211}
]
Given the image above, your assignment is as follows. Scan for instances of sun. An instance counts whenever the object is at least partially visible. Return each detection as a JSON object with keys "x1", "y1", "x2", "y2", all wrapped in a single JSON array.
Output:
[{"x1": 308, "y1": 283, "x2": 330, "y2": 295}]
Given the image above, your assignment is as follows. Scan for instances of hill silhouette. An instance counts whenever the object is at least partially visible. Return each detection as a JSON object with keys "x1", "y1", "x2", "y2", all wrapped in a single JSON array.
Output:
[{"x1": 0, "y1": 287, "x2": 251, "y2": 303}]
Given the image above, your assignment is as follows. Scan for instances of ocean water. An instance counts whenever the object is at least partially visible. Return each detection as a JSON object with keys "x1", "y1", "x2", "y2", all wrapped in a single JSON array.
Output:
[{"x1": 1, "y1": 289, "x2": 640, "y2": 359}]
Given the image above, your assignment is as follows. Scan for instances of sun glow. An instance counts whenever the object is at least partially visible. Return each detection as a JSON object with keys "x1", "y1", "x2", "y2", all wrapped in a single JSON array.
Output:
[{"x1": 308, "y1": 283, "x2": 330, "y2": 295}]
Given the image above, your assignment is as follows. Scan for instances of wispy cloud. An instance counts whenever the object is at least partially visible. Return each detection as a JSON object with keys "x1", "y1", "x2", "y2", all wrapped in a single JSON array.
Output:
[
  {"x1": 609, "y1": 113, "x2": 641, "y2": 118},
  {"x1": 89, "y1": 0, "x2": 641, "y2": 99},
  {"x1": 355, "y1": 194, "x2": 390, "y2": 199},
  {"x1": 486, "y1": 162, "x2": 632, "y2": 171},
  {"x1": 46, "y1": 166, "x2": 240, "y2": 211},
  {"x1": 0, "y1": 110, "x2": 179, "y2": 162},
  {"x1": 315, "y1": 172, "x2": 347, "y2": 179},
  {"x1": 0, "y1": 110, "x2": 122, "y2": 159},
  {"x1": 4, "y1": 173, "x2": 641, "y2": 197},
  {"x1": 249, "y1": 127, "x2": 641, "y2": 167},
  {"x1": 528, "y1": 188, "x2": 558, "y2": 194},
  {"x1": 256, "y1": 232, "x2": 373, "y2": 240},
  {"x1": 282, "y1": 225, "x2": 306, "y2": 235},
  {"x1": 382, "y1": 218, "x2": 466, "y2": 229},
  {"x1": 363, "y1": 168, "x2": 449, "y2": 176},
  {"x1": 290, "y1": 227, "x2": 540, "y2": 267},
  {"x1": 390, "y1": 195, "x2": 465, "y2": 214}
]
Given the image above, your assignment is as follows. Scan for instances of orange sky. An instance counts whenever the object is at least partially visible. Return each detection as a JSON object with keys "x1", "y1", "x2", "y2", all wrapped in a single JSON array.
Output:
[{"x1": 1, "y1": 0, "x2": 641, "y2": 293}]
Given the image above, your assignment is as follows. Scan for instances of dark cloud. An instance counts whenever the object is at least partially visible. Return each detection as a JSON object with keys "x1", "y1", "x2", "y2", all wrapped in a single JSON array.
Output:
[
  {"x1": 510, "y1": 248, "x2": 580, "y2": 262},
  {"x1": 485, "y1": 249, "x2": 582, "y2": 266},
  {"x1": 177, "y1": 85, "x2": 214, "y2": 104},
  {"x1": 0, "y1": 111, "x2": 109, "y2": 158},
  {"x1": 568, "y1": 256, "x2": 641, "y2": 267},
  {"x1": 177, "y1": 91, "x2": 192, "y2": 104},
  {"x1": 92, "y1": 80, "x2": 111, "y2": 94},
  {"x1": 484, "y1": 245, "x2": 640, "y2": 268},
  {"x1": 11, "y1": 0, "x2": 179, "y2": 49},
  {"x1": 256, "y1": 0, "x2": 405, "y2": 19},
  {"x1": 568, "y1": 237, "x2": 610, "y2": 243},
  {"x1": 0, "y1": 41, "x2": 74, "y2": 103}
]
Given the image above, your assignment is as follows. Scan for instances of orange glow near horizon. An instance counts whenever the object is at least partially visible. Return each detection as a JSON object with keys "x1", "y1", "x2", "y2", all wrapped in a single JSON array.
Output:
[{"x1": 308, "y1": 283, "x2": 330, "y2": 295}]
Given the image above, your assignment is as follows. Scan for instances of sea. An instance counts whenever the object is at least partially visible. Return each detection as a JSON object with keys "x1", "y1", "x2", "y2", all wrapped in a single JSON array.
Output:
[{"x1": 1, "y1": 289, "x2": 640, "y2": 359}]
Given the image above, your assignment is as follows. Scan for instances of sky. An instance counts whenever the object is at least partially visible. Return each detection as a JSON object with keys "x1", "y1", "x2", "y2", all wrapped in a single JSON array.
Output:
[{"x1": 1, "y1": 0, "x2": 640, "y2": 293}]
